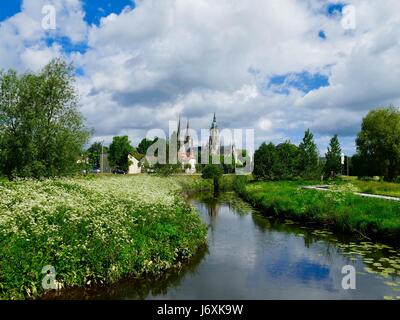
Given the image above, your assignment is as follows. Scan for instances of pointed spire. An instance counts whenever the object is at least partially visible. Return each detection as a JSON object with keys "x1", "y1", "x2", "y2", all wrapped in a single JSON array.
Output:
[{"x1": 211, "y1": 112, "x2": 218, "y2": 129}]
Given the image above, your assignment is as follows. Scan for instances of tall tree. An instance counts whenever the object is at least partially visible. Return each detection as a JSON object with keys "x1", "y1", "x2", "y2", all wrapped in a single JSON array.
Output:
[
  {"x1": 108, "y1": 136, "x2": 134, "y2": 171},
  {"x1": 324, "y1": 135, "x2": 342, "y2": 178},
  {"x1": 275, "y1": 141, "x2": 300, "y2": 179},
  {"x1": 0, "y1": 59, "x2": 90, "y2": 178},
  {"x1": 202, "y1": 164, "x2": 224, "y2": 194},
  {"x1": 356, "y1": 106, "x2": 400, "y2": 181},
  {"x1": 299, "y1": 129, "x2": 320, "y2": 179},
  {"x1": 87, "y1": 142, "x2": 104, "y2": 169},
  {"x1": 253, "y1": 142, "x2": 278, "y2": 180},
  {"x1": 137, "y1": 138, "x2": 158, "y2": 155}
]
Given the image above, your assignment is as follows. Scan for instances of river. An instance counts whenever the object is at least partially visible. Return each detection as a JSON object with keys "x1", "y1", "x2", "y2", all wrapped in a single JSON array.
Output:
[{"x1": 44, "y1": 192, "x2": 400, "y2": 300}]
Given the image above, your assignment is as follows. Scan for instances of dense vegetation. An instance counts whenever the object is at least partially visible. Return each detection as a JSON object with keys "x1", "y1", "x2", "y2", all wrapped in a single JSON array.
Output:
[
  {"x1": 353, "y1": 107, "x2": 400, "y2": 181},
  {"x1": 253, "y1": 129, "x2": 323, "y2": 180},
  {"x1": 0, "y1": 175, "x2": 207, "y2": 299},
  {"x1": 237, "y1": 180, "x2": 400, "y2": 243},
  {"x1": 0, "y1": 60, "x2": 90, "y2": 179}
]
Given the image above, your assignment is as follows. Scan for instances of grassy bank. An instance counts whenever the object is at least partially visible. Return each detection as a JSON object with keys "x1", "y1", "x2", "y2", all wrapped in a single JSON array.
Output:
[
  {"x1": 238, "y1": 180, "x2": 400, "y2": 243},
  {"x1": 348, "y1": 180, "x2": 400, "y2": 198},
  {"x1": 0, "y1": 175, "x2": 207, "y2": 299}
]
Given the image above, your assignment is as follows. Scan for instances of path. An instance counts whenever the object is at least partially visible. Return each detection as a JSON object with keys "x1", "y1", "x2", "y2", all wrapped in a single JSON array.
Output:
[{"x1": 303, "y1": 185, "x2": 400, "y2": 202}]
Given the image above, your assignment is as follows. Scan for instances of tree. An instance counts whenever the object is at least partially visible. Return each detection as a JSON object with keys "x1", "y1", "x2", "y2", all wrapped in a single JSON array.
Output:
[
  {"x1": 253, "y1": 142, "x2": 278, "y2": 180},
  {"x1": 275, "y1": 141, "x2": 300, "y2": 179},
  {"x1": 0, "y1": 59, "x2": 90, "y2": 178},
  {"x1": 324, "y1": 135, "x2": 342, "y2": 178},
  {"x1": 108, "y1": 136, "x2": 134, "y2": 172},
  {"x1": 137, "y1": 138, "x2": 158, "y2": 155},
  {"x1": 299, "y1": 129, "x2": 320, "y2": 179},
  {"x1": 87, "y1": 142, "x2": 108, "y2": 169},
  {"x1": 356, "y1": 107, "x2": 400, "y2": 181},
  {"x1": 202, "y1": 164, "x2": 223, "y2": 193}
]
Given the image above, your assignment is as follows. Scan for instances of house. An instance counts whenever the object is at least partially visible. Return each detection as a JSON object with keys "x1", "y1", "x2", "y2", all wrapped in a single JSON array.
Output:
[{"x1": 128, "y1": 153, "x2": 143, "y2": 174}]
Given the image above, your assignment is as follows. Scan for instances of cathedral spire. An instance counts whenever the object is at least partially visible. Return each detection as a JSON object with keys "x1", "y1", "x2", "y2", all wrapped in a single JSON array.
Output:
[{"x1": 211, "y1": 112, "x2": 218, "y2": 129}]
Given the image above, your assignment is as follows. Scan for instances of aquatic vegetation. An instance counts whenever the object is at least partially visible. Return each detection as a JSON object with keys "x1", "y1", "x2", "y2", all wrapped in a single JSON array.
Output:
[{"x1": 0, "y1": 175, "x2": 207, "y2": 299}]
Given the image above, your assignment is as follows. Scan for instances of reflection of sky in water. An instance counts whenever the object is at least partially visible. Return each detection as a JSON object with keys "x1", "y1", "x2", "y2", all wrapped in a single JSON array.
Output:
[{"x1": 157, "y1": 197, "x2": 398, "y2": 300}]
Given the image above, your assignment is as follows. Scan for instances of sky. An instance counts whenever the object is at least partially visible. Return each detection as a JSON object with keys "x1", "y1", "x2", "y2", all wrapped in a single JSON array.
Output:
[{"x1": 0, "y1": 0, "x2": 399, "y2": 155}]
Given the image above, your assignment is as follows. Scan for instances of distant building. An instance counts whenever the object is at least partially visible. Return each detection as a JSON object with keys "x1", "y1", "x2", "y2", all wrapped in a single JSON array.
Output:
[
  {"x1": 176, "y1": 114, "x2": 238, "y2": 173},
  {"x1": 128, "y1": 154, "x2": 142, "y2": 174},
  {"x1": 177, "y1": 118, "x2": 197, "y2": 173},
  {"x1": 208, "y1": 113, "x2": 220, "y2": 156}
]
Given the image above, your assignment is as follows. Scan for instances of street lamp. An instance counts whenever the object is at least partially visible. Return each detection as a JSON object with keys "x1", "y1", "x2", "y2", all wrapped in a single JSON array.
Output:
[{"x1": 101, "y1": 140, "x2": 105, "y2": 173}]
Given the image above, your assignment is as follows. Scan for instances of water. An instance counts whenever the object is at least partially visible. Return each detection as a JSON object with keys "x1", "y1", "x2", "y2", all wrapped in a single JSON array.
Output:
[{"x1": 45, "y1": 192, "x2": 400, "y2": 300}]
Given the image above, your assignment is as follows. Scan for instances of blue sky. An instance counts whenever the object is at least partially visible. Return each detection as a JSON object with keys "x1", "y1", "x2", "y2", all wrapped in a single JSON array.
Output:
[
  {"x1": 0, "y1": 0, "x2": 23, "y2": 21},
  {"x1": 0, "y1": 0, "x2": 134, "y2": 24},
  {"x1": 81, "y1": 0, "x2": 134, "y2": 25}
]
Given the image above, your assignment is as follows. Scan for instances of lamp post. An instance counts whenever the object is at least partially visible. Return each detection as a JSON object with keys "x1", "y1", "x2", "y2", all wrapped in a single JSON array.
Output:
[
  {"x1": 341, "y1": 153, "x2": 345, "y2": 176},
  {"x1": 101, "y1": 140, "x2": 105, "y2": 174}
]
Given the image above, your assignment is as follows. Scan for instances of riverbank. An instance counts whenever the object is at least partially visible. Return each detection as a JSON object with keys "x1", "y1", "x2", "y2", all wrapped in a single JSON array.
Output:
[
  {"x1": 0, "y1": 175, "x2": 207, "y2": 299},
  {"x1": 237, "y1": 180, "x2": 400, "y2": 244}
]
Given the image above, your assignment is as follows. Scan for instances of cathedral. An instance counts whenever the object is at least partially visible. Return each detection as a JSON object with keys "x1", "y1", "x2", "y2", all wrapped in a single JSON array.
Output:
[{"x1": 176, "y1": 113, "x2": 238, "y2": 173}]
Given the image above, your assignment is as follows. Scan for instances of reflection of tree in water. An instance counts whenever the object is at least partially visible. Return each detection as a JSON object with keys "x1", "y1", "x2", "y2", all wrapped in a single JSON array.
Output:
[{"x1": 42, "y1": 246, "x2": 208, "y2": 300}]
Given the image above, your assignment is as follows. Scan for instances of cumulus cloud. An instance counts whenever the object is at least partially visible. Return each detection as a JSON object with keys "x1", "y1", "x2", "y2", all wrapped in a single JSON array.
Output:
[{"x1": 1, "y1": 0, "x2": 399, "y2": 153}]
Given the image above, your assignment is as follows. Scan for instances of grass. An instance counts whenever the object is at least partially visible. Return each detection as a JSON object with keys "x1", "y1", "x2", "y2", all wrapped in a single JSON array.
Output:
[
  {"x1": 238, "y1": 180, "x2": 400, "y2": 243},
  {"x1": 350, "y1": 180, "x2": 400, "y2": 198},
  {"x1": 0, "y1": 175, "x2": 207, "y2": 299}
]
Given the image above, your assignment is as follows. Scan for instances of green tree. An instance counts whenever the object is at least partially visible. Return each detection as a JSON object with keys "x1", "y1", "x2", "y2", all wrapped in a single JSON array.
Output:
[
  {"x1": 299, "y1": 129, "x2": 320, "y2": 179},
  {"x1": 275, "y1": 141, "x2": 300, "y2": 179},
  {"x1": 87, "y1": 142, "x2": 108, "y2": 169},
  {"x1": 253, "y1": 142, "x2": 278, "y2": 180},
  {"x1": 324, "y1": 135, "x2": 342, "y2": 178},
  {"x1": 108, "y1": 136, "x2": 134, "y2": 171},
  {"x1": 202, "y1": 164, "x2": 223, "y2": 193},
  {"x1": 356, "y1": 106, "x2": 400, "y2": 181},
  {"x1": 0, "y1": 59, "x2": 90, "y2": 178},
  {"x1": 137, "y1": 138, "x2": 158, "y2": 155}
]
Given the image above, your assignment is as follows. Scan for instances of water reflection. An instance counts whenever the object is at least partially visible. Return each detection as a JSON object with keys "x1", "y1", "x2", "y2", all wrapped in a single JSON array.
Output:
[{"x1": 44, "y1": 192, "x2": 400, "y2": 300}]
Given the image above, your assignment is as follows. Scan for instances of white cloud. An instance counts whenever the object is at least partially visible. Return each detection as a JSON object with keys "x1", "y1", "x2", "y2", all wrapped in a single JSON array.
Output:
[{"x1": 1, "y1": 0, "x2": 400, "y2": 154}]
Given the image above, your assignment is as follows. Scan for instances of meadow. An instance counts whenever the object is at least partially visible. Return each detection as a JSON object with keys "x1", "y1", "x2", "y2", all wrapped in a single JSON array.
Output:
[
  {"x1": 0, "y1": 175, "x2": 207, "y2": 299},
  {"x1": 238, "y1": 180, "x2": 400, "y2": 243}
]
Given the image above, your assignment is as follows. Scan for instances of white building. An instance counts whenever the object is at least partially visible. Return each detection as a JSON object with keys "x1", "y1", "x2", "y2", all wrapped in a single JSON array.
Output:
[{"x1": 128, "y1": 154, "x2": 142, "y2": 174}]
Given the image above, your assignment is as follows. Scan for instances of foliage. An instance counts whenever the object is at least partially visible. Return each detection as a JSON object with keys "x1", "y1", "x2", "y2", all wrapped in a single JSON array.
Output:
[
  {"x1": 108, "y1": 136, "x2": 134, "y2": 171},
  {"x1": 324, "y1": 135, "x2": 342, "y2": 178},
  {"x1": 241, "y1": 181, "x2": 400, "y2": 243},
  {"x1": 202, "y1": 164, "x2": 224, "y2": 192},
  {"x1": 87, "y1": 142, "x2": 108, "y2": 169},
  {"x1": 253, "y1": 141, "x2": 301, "y2": 180},
  {"x1": 0, "y1": 175, "x2": 207, "y2": 299},
  {"x1": 153, "y1": 162, "x2": 182, "y2": 176},
  {"x1": 356, "y1": 106, "x2": 400, "y2": 181},
  {"x1": 253, "y1": 142, "x2": 278, "y2": 180},
  {"x1": 299, "y1": 129, "x2": 321, "y2": 179},
  {"x1": 0, "y1": 59, "x2": 90, "y2": 178},
  {"x1": 274, "y1": 142, "x2": 301, "y2": 179},
  {"x1": 137, "y1": 138, "x2": 158, "y2": 155}
]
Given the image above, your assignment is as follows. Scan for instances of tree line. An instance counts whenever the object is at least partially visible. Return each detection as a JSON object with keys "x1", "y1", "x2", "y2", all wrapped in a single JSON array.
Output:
[
  {"x1": 254, "y1": 106, "x2": 400, "y2": 182},
  {"x1": 1, "y1": 60, "x2": 399, "y2": 181}
]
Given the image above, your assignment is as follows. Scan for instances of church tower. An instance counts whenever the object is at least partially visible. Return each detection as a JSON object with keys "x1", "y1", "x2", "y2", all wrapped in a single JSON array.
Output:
[
  {"x1": 185, "y1": 120, "x2": 194, "y2": 158},
  {"x1": 209, "y1": 113, "x2": 220, "y2": 156}
]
